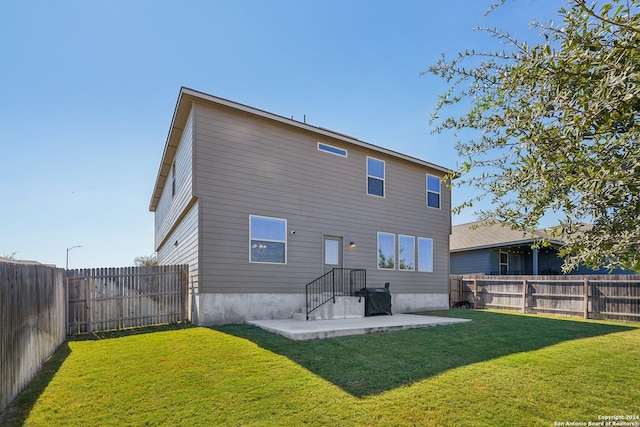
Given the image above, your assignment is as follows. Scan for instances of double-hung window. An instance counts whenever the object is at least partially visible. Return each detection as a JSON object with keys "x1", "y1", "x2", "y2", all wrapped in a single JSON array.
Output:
[
  {"x1": 500, "y1": 252, "x2": 508, "y2": 274},
  {"x1": 367, "y1": 157, "x2": 385, "y2": 197},
  {"x1": 250, "y1": 215, "x2": 287, "y2": 264},
  {"x1": 427, "y1": 174, "x2": 441, "y2": 208}
]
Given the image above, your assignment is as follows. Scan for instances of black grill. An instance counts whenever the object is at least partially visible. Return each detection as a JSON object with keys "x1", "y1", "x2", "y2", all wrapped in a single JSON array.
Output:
[{"x1": 359, "y1": 282, "x2": 392, "y2": 316}]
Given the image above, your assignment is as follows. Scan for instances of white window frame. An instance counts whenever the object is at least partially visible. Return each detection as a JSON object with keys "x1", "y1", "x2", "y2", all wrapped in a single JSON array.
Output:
[
  {"x1": 418, "y1": 237, "x2": 434, "y2": 272},
  {"x1": 427, "y1": 174, "x2": 441, "y2": 209},
  {"x1": 367, "y1": 157, "x2": 385, "y2": 198},
  {"x1": 500, "y1": 251, "x2": 508, "y2": 274},
  {"x1": 377, "y1": 232, "x2": 396, "y2": 270},
  {"x1": 398, "y1": 235, "x2": 416, "y2": 271},
  {"x1": 249, "y1": 215, "x2": 287, "y2": 264},
  {"x1": 317, "y1": 142, "x2": 347, "y2": 157}
]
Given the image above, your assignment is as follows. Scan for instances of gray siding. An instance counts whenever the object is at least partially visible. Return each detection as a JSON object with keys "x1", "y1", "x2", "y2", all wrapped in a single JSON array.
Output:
[
  {"x1": 155, "y1": 110, "x2": 199, "y2": 291},
  {"x1": 450, "y1": 250, "x2": 491, "y2": 275},
  {"x1": 157, "y1": 201, "x2": 199, "y2": 291},
  {"x1": 155, "y1": 110, "x2": 195, "y2": 250},
  {"x1": 191, "y1": 102, "x2": 451, "y2": 295}
]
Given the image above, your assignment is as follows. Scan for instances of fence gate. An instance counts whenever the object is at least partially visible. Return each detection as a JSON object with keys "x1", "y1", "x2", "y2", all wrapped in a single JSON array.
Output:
[{"x1": 67, "y1": 265, "x2": 189, "y2": 334}]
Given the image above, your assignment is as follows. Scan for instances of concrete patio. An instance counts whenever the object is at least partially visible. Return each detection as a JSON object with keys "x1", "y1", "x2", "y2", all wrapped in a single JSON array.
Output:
[{"x1": 248, "y1": 313, "x2": 471, "y2": 341}]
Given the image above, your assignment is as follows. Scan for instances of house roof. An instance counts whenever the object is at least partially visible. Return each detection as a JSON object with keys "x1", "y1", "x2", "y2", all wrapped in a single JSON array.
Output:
[
  {"x1": 450, "y1": 220, "x2": 566, "y2": 252},
  {"x1": 149, "y1": 87, "x2": 453, "y2": 211},
  {"x1": 0, "y1": 256, "x2": 52, "y2": 266}
]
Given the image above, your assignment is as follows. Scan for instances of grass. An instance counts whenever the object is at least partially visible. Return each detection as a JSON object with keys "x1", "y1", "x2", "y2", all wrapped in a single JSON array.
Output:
[{"x1": 2, "y1": 310, "x2": 639, "y2": 426}]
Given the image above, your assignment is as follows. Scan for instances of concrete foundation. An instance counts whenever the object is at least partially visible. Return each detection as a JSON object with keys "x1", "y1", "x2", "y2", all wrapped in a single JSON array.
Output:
[
  {"x1": 192, "y1": 293, "x2": 304, "y2": 325},
  {"x1": 191, "y1": 292, "x2": 449, "y2": 326},
  {"x1": 392, "y1": 293, "x2": 449, "y2": 313}
]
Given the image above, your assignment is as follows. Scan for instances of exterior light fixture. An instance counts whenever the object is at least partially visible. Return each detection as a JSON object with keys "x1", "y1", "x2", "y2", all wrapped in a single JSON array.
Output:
[{"x1": 349, "y1": 242, "x2": 357, "y2": 248}]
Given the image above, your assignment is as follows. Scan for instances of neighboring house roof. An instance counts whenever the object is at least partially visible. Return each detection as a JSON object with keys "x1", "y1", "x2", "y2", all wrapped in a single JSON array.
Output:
[
  {"x1": 0, "y1": 256, "x2": 51, "y2": 266},
  {"x1": 450, "y1": 220, "x2": 566, "y2": 253},
  {"x1": 149, "y1": 87, "x2": 453, "y2": 212}
]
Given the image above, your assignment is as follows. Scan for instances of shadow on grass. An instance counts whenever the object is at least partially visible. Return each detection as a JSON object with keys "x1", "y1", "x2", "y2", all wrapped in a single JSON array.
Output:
[
  {"x1": 0, "y1": 323, "x2": 195, "y2": 427},
  {"x1": 0, "y1": 343, "x2": 71, "y2": 427},
  {"x1": 213, "y1": 310, "x2": 637, "y2": 398}
]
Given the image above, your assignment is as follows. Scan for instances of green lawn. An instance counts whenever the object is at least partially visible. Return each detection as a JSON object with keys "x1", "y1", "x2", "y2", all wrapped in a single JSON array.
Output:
[{"x1": 2, "y1": 310, "x2": 639, "y2": 426}]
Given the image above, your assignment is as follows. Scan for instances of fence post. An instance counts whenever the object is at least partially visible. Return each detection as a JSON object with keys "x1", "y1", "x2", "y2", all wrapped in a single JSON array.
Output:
[
  {"x1": 472, "y1": 279, "x2": 478, "y2": 308},
  {"x1": 182, "y1": 266, "x2": 189, "y2": 323},
  {"x1": 65, "y1": 273, "x2": 69, "y2": 336},
  {"x1": 583, "y1": 279, "x2": 589, "y2": 319},
  {"x1": 86, "y1": 277, "x2": 92, "y2": 334},
  {"x1": 522, "y1": 279, "x2": 528, "y2": 313},
  {"x1": 449, "y1": 275, "x2": 454, "y2": 308}
]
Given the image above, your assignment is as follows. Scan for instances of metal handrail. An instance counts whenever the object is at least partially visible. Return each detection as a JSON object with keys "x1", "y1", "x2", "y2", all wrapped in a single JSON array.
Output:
[{"x1": 305, "y1": 268, "x2": 366, "y2": 320}]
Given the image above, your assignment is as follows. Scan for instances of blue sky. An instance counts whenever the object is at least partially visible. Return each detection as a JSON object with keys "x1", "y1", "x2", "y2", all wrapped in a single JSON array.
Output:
[{"x1": 1, "y1": 0, "x2": 559, "y2": 268}]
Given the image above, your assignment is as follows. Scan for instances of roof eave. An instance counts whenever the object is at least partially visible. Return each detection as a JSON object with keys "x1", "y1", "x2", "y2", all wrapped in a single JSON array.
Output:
[
  {"x1": 182, "y1": 87, "x2": 452, "y2": 174},
  {"x1": 149, "y1": 89, "x2": 191, "y2": 212},
  {"x1": 450, "y1": 239, "x2": 565, "y2": 253}
]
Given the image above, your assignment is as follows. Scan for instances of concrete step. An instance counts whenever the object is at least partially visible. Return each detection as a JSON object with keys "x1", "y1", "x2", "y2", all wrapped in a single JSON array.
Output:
[
  {"x1": 293, "y1": 312, "x2": 322, "y2": 321},
  {"x1": 294, "y1": 296, "x2": 364, "y2": 321}
]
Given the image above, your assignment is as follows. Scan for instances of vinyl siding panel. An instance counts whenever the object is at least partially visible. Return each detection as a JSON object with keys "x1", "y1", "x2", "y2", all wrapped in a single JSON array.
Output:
[
  {"x1": 154, "y1": 111, "x2": 195, "y2": 250},
  {"x1": 192, "y1": 102, "x2": 451, "y2": 295},
  {"x1": 157, "y1": 200, "x2": 199, "y2": 291},
  {"x1": 450, "y1": 250, "x2": 491, "y2": 275}
]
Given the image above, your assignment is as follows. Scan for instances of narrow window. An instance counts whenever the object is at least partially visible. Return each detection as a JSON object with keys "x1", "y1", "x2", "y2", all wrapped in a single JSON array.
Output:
[
  {"x1": 418, "y1": 237, "x2": 433, "y2": 272},
  {"x1": 171, "y1": 162, "x2": 176, "y2": 197},
  {"x1": 318, "y1": 142, "x2": 347, "y2": 157},
  {"x1": 500, "y1": 252, "x2": 508, "y2": 274},
  {"x1": 377, "y1": 232, "x2": 395, "y2": 269},
  {"x1": 398, "y1": 235, "x2": 415, "y2": 271},
  {"x1": 250, "y1": 215, "x2": 287, "y2": 264},
  {"x1": 367, "y1": 157, "x2": 385, "y2": 197},
  {"x1": 427, "y1": 174, "x2": 440, "y2": 208}
]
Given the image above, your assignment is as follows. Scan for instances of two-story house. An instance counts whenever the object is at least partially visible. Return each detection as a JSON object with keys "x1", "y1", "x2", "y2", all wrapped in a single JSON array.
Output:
[{"x1": 149, "y1": 87, "x2": 453, "y2": 325}]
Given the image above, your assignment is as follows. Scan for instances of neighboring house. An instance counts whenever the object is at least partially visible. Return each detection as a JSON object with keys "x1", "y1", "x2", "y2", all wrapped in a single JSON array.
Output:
[
  {"x1": 450, "y1": 221, "x2": 565, "y2": 275},
  {"x1": 149, "y1": 87, "x2": 453, "y2": 325},
  {"x1": 450, "y1": 220, "x2": 633, "y2": 275}
]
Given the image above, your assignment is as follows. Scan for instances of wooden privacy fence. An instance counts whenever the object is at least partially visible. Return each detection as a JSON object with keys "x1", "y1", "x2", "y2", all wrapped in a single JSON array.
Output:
[
  {"x1": 67, "y1": 265, "x2": 189, "y2": 334},
  {"x1": 0, "y1": 261, "x2": 67, "y2": 412},
  {"x1": 451, "y1": 274, "x2": 640, "y2": 322}
]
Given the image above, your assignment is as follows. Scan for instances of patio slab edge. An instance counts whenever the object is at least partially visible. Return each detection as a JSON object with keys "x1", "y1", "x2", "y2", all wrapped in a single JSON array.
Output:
[{"x1": 247, "y1": 314, "x2": 471, "y2": 341}]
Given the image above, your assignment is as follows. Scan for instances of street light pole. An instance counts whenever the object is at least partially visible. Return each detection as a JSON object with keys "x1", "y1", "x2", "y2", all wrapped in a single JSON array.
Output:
[{"x1": 66, "y1": 245, "x2": 82, "y2": 270}]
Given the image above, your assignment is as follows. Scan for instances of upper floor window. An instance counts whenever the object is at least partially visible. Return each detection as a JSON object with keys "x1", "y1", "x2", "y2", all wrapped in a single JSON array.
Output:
[
  {"x1": 171, "y1": 161, "x2": 176, "y2": 197},
  {"x1": 367, "y1": 157, "x2": 385, "y2": 197},
  {"x1": 250, "y1": 215, "x2": 287, "y2": 264},
  {"x1": 427, "y1": 174, "x2": 441, "y2": 208},
  {"x1": 318, "y1": 142, "x2": 347, "y2": 157}
]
